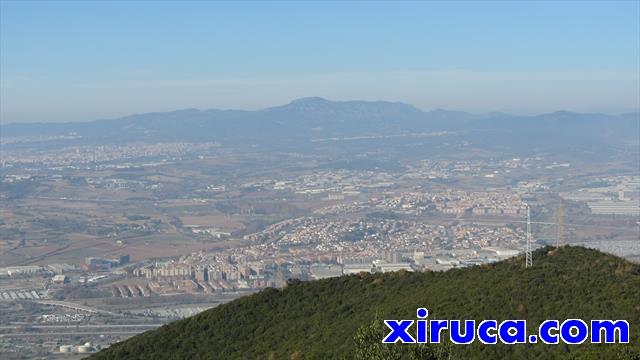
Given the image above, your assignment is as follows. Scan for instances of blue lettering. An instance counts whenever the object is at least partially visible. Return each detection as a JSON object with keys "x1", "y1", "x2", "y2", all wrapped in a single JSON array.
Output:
[
  {"x1": 382, "y1": 320, "x2": 416, "y2": 343},
  {"x1": 477, "y1": 320, "x2": 498, "y2": 344},
  {"x1": 416, "y1": 308, "x2": 429, "y2": 343},
  {"x1": 429, "y1": 320, "x2": 448, "y2": 344},
  {"x1": 560, "y1": 319, "x2": 588, "y2": 345},
  {"x1": 539, "y1": 320, "x2": 559, "y2": 344},
  {"x1": 591, "y1": 320, "x2": 629, "y2": 344},
  {"x1": 499, "y1": 320, "x2": 527, "y2": 344},
  {"x1": 450, "y1": 320, "x2": 475, "y2": 344}
]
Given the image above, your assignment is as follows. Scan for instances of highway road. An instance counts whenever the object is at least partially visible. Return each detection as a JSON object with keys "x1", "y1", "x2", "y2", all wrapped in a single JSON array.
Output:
[{"x1": 0, "y1": 323, "x2": 163, "y2": 330}]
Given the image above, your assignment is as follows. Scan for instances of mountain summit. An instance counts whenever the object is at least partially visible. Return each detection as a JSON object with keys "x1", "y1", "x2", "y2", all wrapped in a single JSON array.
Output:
[{"x1": 266, "y1": 97, "x2": 424, "y2": 120}]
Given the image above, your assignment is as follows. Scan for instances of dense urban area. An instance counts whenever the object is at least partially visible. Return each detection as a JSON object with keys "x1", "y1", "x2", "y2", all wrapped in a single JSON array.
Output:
[{"x1": 1, "y1": 107, "x2": 639, "y2": 358}]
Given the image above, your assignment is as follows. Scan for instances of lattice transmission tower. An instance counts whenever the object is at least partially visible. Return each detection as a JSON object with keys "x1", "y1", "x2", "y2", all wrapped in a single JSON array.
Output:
[
  {"x1": 556, "y1": 199, "x2": 565, "y2": 248},
  {"x1": 525, "y1": 205, "x2": 533, "y2": 268}
]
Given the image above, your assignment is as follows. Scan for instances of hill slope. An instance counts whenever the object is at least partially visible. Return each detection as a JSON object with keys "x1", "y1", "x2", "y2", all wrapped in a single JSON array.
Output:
[{"x1": 91, "y1": 246, "x2": 640, "y2": 359}]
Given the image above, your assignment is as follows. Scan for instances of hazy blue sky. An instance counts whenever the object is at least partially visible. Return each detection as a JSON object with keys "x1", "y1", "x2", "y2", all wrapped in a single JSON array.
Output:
[{"x1": 1, "y1": 1, "x2": 639, "y2": 123}]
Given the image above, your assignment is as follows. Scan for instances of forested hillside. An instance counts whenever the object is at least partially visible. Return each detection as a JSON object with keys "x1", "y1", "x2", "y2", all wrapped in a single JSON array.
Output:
[{"x1": 91, "y1": 246, "x2": 640, "y2": 359}]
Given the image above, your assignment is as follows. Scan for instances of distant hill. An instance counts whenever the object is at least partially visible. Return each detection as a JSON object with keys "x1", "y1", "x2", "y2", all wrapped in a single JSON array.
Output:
[
  {"x1": 90, "y1": 246, "x2": 640, "y2": 359},
  {"x1": 2, "y1": 98, "x2": 638, "y2": 153}
]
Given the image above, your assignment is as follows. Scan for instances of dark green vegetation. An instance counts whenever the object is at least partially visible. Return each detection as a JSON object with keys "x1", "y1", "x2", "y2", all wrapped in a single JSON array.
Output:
[{"x1": 91, "y1": 246, "x2": 640, "y2": 359}]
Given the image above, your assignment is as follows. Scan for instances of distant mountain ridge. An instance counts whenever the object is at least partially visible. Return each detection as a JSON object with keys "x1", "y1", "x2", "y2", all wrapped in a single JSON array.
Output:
[
  {"x1": 89, "y1": 246, "x2": 640, "y2": 359},
  {"x1": 2, "y1": 98, "x2": 638, "y2": 151}
]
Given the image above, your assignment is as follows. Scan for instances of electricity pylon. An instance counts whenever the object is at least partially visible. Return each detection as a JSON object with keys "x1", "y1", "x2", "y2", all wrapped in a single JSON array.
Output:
[
  {"x1": 526, "y1": 205, "x2": 533, "y2": 268},
  {"x1": 556, "y1": 199, "x2": 565, "y2": 248}
]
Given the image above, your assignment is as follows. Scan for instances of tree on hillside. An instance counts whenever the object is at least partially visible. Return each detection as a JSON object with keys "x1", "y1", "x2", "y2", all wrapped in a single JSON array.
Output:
[{"x1": 353, "y1": 319, "x2": 452, "y2": 360}]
